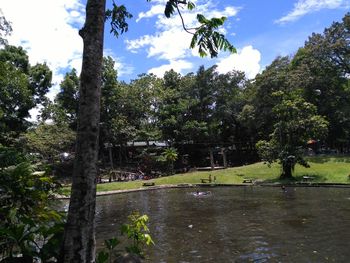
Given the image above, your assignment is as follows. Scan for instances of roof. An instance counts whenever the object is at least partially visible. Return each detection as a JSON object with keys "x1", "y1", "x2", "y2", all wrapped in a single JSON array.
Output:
[{"x1": 126, "y1": 141, "x2": 169, "y2": 147}]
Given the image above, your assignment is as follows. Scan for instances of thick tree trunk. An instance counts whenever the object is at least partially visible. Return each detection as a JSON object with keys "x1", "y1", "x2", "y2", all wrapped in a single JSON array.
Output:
[
  {"x1": 280, "y1": 162, "x2": 293, "y2": 179},
  {"x1": 60, "y1": 0, "x2": 106, "y2": 262}
]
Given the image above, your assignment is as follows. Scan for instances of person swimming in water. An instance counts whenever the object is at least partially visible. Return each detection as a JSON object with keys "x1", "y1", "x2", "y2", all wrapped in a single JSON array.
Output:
[{"x1": 193, "y1": 191, "x2": 211, "y2": 196}]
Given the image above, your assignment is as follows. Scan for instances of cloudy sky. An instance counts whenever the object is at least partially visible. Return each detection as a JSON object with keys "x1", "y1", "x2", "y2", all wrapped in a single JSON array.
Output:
[{"x1": 1, "y1": 0, "x2": 349, "y2": 99}]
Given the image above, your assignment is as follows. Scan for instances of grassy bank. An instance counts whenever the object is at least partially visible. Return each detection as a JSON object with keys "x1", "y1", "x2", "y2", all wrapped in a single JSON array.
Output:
[{"x1": 61, "y1": 156, "x2": 350, "y2": 195}]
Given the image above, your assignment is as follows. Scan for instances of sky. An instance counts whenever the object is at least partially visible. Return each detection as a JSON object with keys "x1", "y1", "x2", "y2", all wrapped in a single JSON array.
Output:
[{"x1": 1, "y1": 0, "x2": 349, "y2": 104}]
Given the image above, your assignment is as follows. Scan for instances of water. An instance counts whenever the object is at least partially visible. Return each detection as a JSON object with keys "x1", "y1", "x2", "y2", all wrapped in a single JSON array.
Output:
[{"x1": 93, "y1": 186, "x2": 350, "y2": 262}]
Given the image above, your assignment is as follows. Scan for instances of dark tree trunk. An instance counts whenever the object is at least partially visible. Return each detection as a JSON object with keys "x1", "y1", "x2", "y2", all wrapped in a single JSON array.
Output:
[
  {"x1": 60, "y1": 0, "x2": 106, "y2": 262},
  {"x1": 209, "y1": 148, "x2": 214, "y2": 170},
  {"x1": 280, "y1": 162, "x2": 293, "y2": 179}
]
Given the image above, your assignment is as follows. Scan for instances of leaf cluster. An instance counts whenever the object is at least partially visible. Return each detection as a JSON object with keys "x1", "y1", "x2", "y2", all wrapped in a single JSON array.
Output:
[
  {"x1": 147, "y1": 0, "x2": 235, "y2": 58},
  {"x1": 96, "y1": 211, "x2": 154, "y2": 263},
  {"x1": 106, "y1": 2, "x2": 133, "y2": 38},
  {"x1": 0, "y1": 157, "x2": 64, "y2": 261},
  {"x1": 191, "y1": 15, "x2": 236, "y2": 57}
]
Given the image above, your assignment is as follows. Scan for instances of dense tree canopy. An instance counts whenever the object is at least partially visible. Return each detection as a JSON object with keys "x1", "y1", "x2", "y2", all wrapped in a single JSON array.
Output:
[
  {"x1": 256, "y1": 92, "x2": 328, "y2": 178},
  {"x1": 0, "y1": 45, "x2": 52, "y2": 146}
]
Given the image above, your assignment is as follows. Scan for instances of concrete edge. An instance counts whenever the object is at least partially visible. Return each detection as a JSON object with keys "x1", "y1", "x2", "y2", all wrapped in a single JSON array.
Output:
[{"x1": 56, "y1": 182, "x2": 350, "y2": 199}]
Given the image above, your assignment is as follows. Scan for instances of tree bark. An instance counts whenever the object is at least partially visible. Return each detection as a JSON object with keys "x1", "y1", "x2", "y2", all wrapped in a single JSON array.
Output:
[
  {"x1": 60, "y1": 0, "x2": 106, "y2": 262},
  {"x1": 280, "y1": 162, "x2": 293, "y2": 179},
  {"x1": 222, "y1": 148, "x2": 227, "y2": 168},
  {"x1": 209, "y1": 148, "x2": 214, "y2": 170}
]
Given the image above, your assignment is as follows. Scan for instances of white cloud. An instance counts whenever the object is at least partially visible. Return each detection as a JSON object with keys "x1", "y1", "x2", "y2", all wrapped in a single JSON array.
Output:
[
  {"x1": 2, "y1": 0, "x2": 85, "y2": 74},
  {"x1": 136, "y1": 4, "x2": 164, "y2": 22},
  {"x1": 127, "y1": 1, "x2": 240, "y2": 70},
  {"x1": 216, "y1": 46, "x2": 261, "y2": 79},
  {"x1": 276, "y1": 0, "x2": 349, "y2": 24},
  {"x1": 2, "y1": 0, "x2": 86, "y2": 121},
  {"x1": 126, "y1": 35, "x2": 153, "y2": 51},
  {"x1": 148, "y1": 59, "x2": 193, "y2": 77},
  {"x1": 104, "y1": 49, "x2": 134, "y2": 77}
]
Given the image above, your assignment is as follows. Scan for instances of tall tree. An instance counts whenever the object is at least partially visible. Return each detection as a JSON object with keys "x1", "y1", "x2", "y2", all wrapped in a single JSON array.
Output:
[
  {"x1": 290, "y1": 13, "x2": 350, "y2": 149},
  {"x1": 60, "y1": 0, "x2": 106, "y2": 261},
  {"x1": 55, "y1": 69, "x2": 80, "y2": 129},
  {"x1": 24, "y1": 123, "x2": 76, "y2": 165},
  {"x1": 213, "y1": 70, "x2": 246, "y2": 144},
  {"x1": 256, "y1": 92, "x2": 328, "y2": 179},
  {"x1": 0, "y1": 45, "x2": 52, "y2": 145},
  {"x1": 61, "y1": 1, "x2": 235, "y2": 261},
  {"x1": 157, "y1": 70, "x2": 193, "y2": 142},
  {"x1": 248, "y1": 56, "x2": 291, "y2": 141}
]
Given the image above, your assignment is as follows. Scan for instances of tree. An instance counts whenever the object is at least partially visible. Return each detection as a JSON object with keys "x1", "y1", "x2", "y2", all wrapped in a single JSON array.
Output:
[
  {"x1": 213, "y1": 70, "x2": 246, "y2": 145},
  {"x1": 55, "y1": 69, "x2": 80, "y2": 129},
  {"x1": 289, "y1": 13, "x2": 350, "y2": 150},
  {"x1": 256, "y1": 92, "x2": 328, "y2": 179},
  {"x1": 157, "y1": 70, "x2": 193, "y2": 142},
  {"x1": 157, "y1": 147, "x2": 178, "y2": 174},
  {"x1": 248, "y1": 56, "x2": 291, "y2": 141},
  {"x1": 23, "y1": 123, "x2": 76, "y2": 165},
  {"x1": 0, "y1": 45, "x2": 52, "y2": 146},
  {"x1": 304, "y1": 13, "x2": 349, "y2": 76},
  {"x1": 61, "y1": 1, "x2": 235, "y2": 261},
  {"x1": 59, "y1": 0, "x2": 106, "y2": 261}
]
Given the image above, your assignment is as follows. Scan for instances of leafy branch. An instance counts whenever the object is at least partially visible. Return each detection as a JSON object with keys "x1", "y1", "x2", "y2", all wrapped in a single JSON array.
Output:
[
  {"x1": 148, "y1": 0, "x2": 236, "y2": 57},
  {"x1": 106, "y1": 1, "x2": 133, "y2": 38}
]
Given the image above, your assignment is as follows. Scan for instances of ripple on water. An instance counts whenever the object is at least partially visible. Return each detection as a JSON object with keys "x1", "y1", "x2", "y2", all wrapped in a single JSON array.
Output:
[{"x1": 93, "y1": 187, "x2": 350, "y2": 262}]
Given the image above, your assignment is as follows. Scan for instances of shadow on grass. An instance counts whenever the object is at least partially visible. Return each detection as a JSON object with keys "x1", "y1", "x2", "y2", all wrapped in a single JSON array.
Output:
[{"x1": 261, "y1": 173, "x2": 326, "y2": 184}]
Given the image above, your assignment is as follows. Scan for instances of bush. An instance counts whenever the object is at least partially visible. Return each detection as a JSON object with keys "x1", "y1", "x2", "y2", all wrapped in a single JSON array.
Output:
[{"x1": 0, "y1": 149, "x2": 64, "y2": 261}]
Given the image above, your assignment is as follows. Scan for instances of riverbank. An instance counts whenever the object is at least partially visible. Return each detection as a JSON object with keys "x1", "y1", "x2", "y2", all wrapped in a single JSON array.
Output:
[{"x1": 60, "y1": 156, "x2": 350, "y2": 196}]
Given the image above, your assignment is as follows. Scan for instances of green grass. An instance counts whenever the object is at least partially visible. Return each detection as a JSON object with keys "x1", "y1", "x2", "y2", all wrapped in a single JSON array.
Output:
[{"x1": 61, "y1": 155, "x2": 350, "y2": 195}]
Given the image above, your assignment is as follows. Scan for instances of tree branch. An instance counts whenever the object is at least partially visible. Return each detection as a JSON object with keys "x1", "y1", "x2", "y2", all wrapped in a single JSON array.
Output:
[{"x1": 174, "y1": 1, "x2": 197, "y2": 35}]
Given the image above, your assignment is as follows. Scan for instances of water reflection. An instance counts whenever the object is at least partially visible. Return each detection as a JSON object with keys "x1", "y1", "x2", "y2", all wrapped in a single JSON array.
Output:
[{"x1": 93, "y1": 187, "x2": 350, "y2": 262}]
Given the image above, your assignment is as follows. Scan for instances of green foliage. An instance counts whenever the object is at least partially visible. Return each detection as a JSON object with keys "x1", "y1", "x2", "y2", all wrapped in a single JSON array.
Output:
[
  {"x1": 121, "y1": 211, "x2": 154, "y2": 257},
  {"x1": 157, "y1": 147, "x2": 178, "y2": 175},
  {"x1": 161, "y1": 147, "x2": 178, "y2": 162},
  {"x1": 96, "y1": 211, "x2": 154, "y2": 263},
  {"x1": 106, "y1": 2, "x2": 133, "y2": 38},
  {"x1": 191, "y1": 15, "x2": 236, "y2": 58},
  {"x1": 0, "y1": 45, "x2": 52, "y2": 145},
  {"x1": 23, "y1": 122, "x2": 76, "y2": 164},
  {"x1": 149, "y1": 0, "x2": 235, "y2": 58},
  {"x1": 53, "y1": 68, "x2": 80, "y2": 128},
  {"x1": 0, "y1": 144, "x2": 26, "y2": 168},
  {"x1": 164, "y1": 0, "x2": 177, "y2": 18},
  {"x1": 256, "y1": 92, "x2": 328, "y2": 178},
  {"x1": 96, "y1": 238, "x2": 121, "y2": 263},
  {"x1": 0, "y1": 159, "x2": 64, "y2": 261},
  {"x1": 187, "y1": 1, "x2": 195, "y2": 10}
]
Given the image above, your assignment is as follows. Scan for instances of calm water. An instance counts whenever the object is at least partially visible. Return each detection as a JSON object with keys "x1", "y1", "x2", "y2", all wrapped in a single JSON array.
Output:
[{"x1": 94, "y1": 186, "x2": 350, "y2": 262}]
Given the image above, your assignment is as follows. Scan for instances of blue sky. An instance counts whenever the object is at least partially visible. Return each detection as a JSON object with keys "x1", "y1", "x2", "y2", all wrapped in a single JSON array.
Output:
[
  {"x1": 2, "y1": 0, "x2": 349, "y2": 100},
  {"x1": 102, "y1": 0, "x2": 349, "y2": 81}
]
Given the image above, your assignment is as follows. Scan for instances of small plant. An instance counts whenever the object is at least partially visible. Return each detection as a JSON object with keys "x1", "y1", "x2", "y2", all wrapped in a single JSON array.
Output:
[
  {"x1": 96, "y1": 238, "x2": 121, "y2": 263},
  {"x1": 121, "y1": 211, "x2": 154, "y2": 257},
  {"x1": 157, "y1": 147, "x2": 178, "y2": 175},
  {"x1": 96, "y1": 211, "x2": 154, "y2": 263}
]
